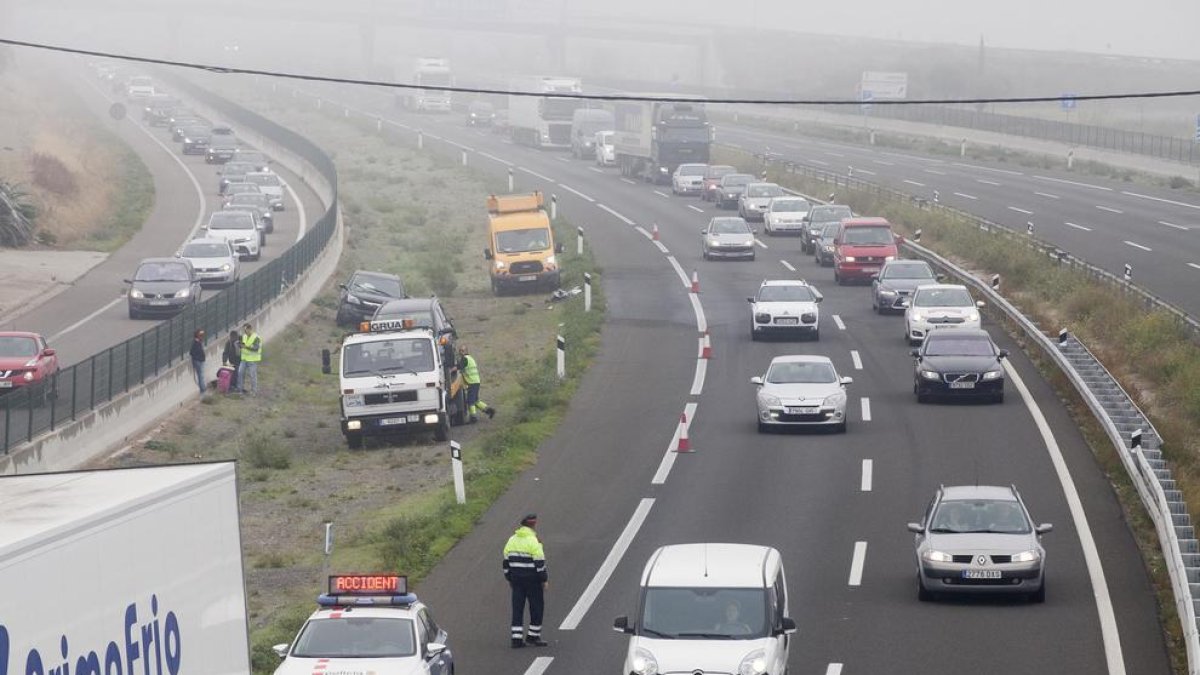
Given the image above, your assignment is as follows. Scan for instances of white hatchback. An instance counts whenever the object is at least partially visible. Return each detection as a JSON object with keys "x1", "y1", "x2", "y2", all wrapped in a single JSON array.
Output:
[
  {"x1": 749, "y1": 279, "x2": 822, "y2": 341},
  {"x1": 904, "y1": 283, "x2": 984, "y2": 344},
  {"x1": 763, "y1": 196, "x2": 812, "y2": 236}
]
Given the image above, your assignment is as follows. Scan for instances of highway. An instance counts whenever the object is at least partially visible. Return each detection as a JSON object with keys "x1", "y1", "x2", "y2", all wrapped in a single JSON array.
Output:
[
  {"x1": 12, "y1": 65, "x2": 326, "y2": 368},
  {"x1": 320, "y1": 90, "x2": 1171, "y2": 674},
  {"x1": 715, "y1": 123, "x2": 1200, "y2": 319}
]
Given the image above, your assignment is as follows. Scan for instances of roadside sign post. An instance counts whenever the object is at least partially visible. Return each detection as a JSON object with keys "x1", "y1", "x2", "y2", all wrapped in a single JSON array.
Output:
[
  {"x1": 576, "y1": 226, "x2": 584, "y2": 256},
  {"x1": 556, "y1": 336, "x2": 566, "y2": 379},
  {"x1": 584, "y1": 273, "x2": 592, "y2": 312},
  {"x1": 449, "y1": 441, "x2": 466, "y2": 505}
]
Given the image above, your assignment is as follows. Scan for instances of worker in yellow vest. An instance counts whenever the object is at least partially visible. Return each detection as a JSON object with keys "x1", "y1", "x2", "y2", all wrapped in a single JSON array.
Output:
[
  {"x1": 238, "y1": 322, "x2": 263, "y2": 396},
  {"x1": 458, "y1": 345, "x2": 495, "y2": 422},
  {"x1": 503, "y1": 513, "x2": 548, "y2": 648}
]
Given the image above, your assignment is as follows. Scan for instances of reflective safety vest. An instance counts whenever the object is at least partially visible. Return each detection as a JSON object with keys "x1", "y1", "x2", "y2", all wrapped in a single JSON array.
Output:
[
  {"x1": 461, "y1": 354, "x2": 481, "y2": 385},
  {"x1": 502, "y1": 526, "x2": 547, "y2": 582},
  {"x1": 241, "y1": 332, "x2": 263, "y2": 363}
]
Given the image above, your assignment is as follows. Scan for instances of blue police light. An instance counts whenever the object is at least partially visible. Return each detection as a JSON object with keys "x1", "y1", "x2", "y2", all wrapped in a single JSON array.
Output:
[{"x1": 317, "y1": 593, "x2": 419, "y2": 607}]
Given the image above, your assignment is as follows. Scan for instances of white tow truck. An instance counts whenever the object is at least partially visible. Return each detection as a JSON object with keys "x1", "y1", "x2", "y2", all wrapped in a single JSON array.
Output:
[{"x1": 323, "y1": 318, "x2": 467, "y2": 448}]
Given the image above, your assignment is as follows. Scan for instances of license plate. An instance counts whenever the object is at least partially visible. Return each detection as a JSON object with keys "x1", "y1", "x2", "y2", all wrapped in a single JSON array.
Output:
[
  {"x1": 786, "y1": 406, "x2": 819, "y2": 415},
  {"x1": 379, "y1": 417, "x2": 407, "y2": 426},
  {"x1": 0, "y1": 381, "x2": 11, "y2": 388},
  {"x1": 518, "y1": 274, "x2": 537, "y2": 282},
  {"x1": 963, "y1": 570, "x2": 1002, "y2": 579},
  {"x1": 775, "y1": 318, "x2": 799, "y2": 325},
  {"x1": 949, "y1": 382, "x2": 976, "y2": 389},
  {"x1": 150, "y1": 300, "x2": 169, "y2": 306}
]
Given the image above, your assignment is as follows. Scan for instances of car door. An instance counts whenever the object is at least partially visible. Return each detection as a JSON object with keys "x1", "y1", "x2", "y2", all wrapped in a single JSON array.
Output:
[{"x1": 417, "y1": 608, "x2": 452, "y2": 675}]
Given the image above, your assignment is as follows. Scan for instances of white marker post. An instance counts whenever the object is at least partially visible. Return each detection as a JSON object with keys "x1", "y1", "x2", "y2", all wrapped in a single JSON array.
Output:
[
  {"x1": 322, "y1": 521, "x2": 333, "y2": 577},
  {"x1": 344, "y1": 107, "x2": 350, "y2": 118},
  {"x1": 960, "y1": 138, "x2": 967, "y2": 157},
  {"x1": 556, "y1": 335, "x2": 566, "y2": 380},
  {"x1": 584, "y1": 273, "x2": 593, "y2": 312},
  {"x1": 376, "y1": 117, "x2": 382, "y2": 132},
  {"x1": 507, "y1": 168, "x2": 515, "y2": 192},
  {"x1": 450, "y1": 441, "x2": 466, "y2": 505},
  {"x1": 1067, "y1": 149, "x2": 1075, "y2": 170},
  {"x1": 576, "y1": 226, "x2": 584, "y2": 256},
  {"x1": 461, "y1": 150, "x2": 468, "y2": 166},
  {"x1": 551, "y1": 194, "x2": 558, "y2": 221},
  {"x1": 417, "y1": 129, "x2": 424, "y2": 150}
]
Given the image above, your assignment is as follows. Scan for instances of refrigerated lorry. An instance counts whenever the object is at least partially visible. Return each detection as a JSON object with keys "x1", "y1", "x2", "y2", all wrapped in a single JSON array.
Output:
[
  {"x1": 0, "y1": 462, "x2": 250, "y2": 674},
  {"x1": 613, "y1": 97, "x2": 712, "y2": 183},
  {"x1": 508, "y1": 75, "x2": 584, "y2": 148}
]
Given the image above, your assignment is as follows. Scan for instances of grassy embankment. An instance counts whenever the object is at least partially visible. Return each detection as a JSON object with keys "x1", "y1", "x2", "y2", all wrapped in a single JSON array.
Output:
[
  {"x1": 718, "y1": 145, "x2": 1196, "y2": 671},
  {"x1": 103, "y1": 89, "x2": 606, "y2": 673}
]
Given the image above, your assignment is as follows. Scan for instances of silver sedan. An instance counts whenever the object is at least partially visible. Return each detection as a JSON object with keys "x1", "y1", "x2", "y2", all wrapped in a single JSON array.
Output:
[{"x1": 751, "y1": 355, "x2": 851, "y2": 432}]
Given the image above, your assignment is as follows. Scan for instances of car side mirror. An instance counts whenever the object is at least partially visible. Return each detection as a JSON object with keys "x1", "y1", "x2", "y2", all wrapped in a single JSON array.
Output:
[
  {"x1": 776, "y1": 617, "x2": 798, "y2": 636},
  {"x1": 869, "y1": 273, "x2": 879, "y2": 279},
  {"x1": 700, "y1": 226, "x2": 708, "y2": 234},
  {"x1": 42, "y1": 348, "x2": 56, "y2": 357},
  {"x1": 1036, "y1": 523, "x2": 1054, "y2": 535},
  {"x1": 907, "y1": 522, "x2": 923, "y2": 533},
  {"x1": 750, "y1": 376, "x2": 764, "y2": 386},
  {"x1": 483, "y1": 248, "x2": 493, "y2": 260},
  {"x1": 321, "y1": 348, "x2": 332, "y2": 375},
  {"x1": 840, "y1": 376, "x2": 853, "y2": 385},
  {"x1": 426, "y1": 643, "x2": 447, "y2": 658},
  {"x1": 998, "y1": 349, "x2": 1009, "y2": 359},
  {"x1": 272, "y1": 644, "x2": 289, "y2": 659},
  {"x1": 613, "y1": 616, "x2": 633, "y2": 634},
  {"x1": 339, "y1": 284, "x2": 348, "y2": 291},
  {"x1": 910, "y1": 349, "x2": 920, "y2": 358},
  {"x1": 747, "y1": 297, "x2": 755, "y2": 303},
  {"x1": 123, "y1": 279, "x2": 132, "y2": 284},
  {"x1": 976, "y1": 300, "x2": 986, "y2": 308},
  {"x1": 814, "y1": 294, "x2": 823, "y2": 303},
  {"x1": 555, "y1": 243, "x2": 565, "y2": 254},
  {"x1": 936, "y1": 273, "x2": 946, "y2": 281}
]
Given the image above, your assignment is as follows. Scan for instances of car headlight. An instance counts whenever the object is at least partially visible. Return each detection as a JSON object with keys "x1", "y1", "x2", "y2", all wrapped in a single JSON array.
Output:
[
  {"x1": 920, "y1": 370, "x2": 941, "y2": 381},
  {"x1": 966, "y1": 312, "x2": 980, "y2": 322},
  {"x1": 844, "y1": 256, "x2": 857, "y2": 262},
  {"x1": 910, "y1": 312, "x2": 924, "y2": 322},
  {"x1": 545, "y1": 255, "x2": 557, "y2": 266},
  {"x1": 738, "y1": 649, "x2": 768, "y2": 675},
  {"x1": 183, "y1": 137, "x2": 192, "y2": 143},
  {"x1": 494, "y1": 261, "x2": 507, "y2": 270},
  {"x1": 630, "y1": 647, "x2": 659, "y2": 675},
  {"x1": 176, "y1": 288, "x2": 191, "y2": 298},
  {"x1": 823, "y1": 391, "x2": 847, "y2": 406},
  {"x1": 1011, "y1": 549, "x2": 1040, "y2": 563},
  {"x1": 707, "y1": 238, "x2": 719, "y2": 246},
  {"x1": 754, "y1": 312, "x2": 770, "y2": 324},
  {"x1": 982, "y1": 370, "x2": 1003, "y2": 381},
  {"x1": 923, "y1": 550, "x2": 953, "y2": 562},
  {"x1": 878, "y1": 288, "x2": 897, "y2": 296},
  {"x1": 129, "y1": 289, "x2": 144, "y2": 299},
  {"x1": 220, "y1": 263, "x2": 232, "y2": 272},
  {"x1": 759, "y1": 393, "x2": 781, "y2": 407},
  {"x1": 343, "y1": 394, "x2": 365, "y2": 408},
  {"x1": 885, "y1": 255, "x2": 896, "y2": 261},
  {"x1": 659, "y1": 166, "x2": 668, "y2": 173}
]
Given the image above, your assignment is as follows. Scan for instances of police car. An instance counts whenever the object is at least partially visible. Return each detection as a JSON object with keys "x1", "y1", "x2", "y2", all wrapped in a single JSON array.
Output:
[{"x1": 272, "y1": 574, "x2": 454, "y2": 675}]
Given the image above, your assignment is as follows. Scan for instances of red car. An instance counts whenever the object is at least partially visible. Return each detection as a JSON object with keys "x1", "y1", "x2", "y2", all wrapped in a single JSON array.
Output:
[
  {"x1": 833, "y1": 217, "x2": 901, "y2": 285},
  {"x1": 0, "y1": 332, "x2": 60, "y2": 394}
]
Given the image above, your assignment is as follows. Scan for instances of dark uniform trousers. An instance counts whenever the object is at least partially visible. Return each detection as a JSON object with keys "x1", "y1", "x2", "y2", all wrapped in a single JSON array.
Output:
[{"x1": 510, "y1": 579, "x2": 545, "y2": 639}]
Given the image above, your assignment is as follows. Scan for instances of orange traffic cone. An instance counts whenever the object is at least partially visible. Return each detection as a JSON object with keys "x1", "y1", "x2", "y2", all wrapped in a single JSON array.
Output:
[
  {"x1": 652, "y1": 223, "x2": 660, "y2": 240},
  {"x1": 690, "y1": 269, "x2": 700, "y2": 294},
  {"x1": 675, "y1": 413, "x2": 692, "y2": 452},
  {"x1": 700, "y1": 331, "x2": 712, "y2": 359}
]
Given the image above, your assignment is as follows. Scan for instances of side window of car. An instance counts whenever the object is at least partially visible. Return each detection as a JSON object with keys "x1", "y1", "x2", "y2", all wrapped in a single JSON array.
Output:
[
  {"x1": 923, "y1": 496, "x2": 937, "y2": 527},
  {"x1": 425, "y1": 607, "x2": 442, "y2": 641},
  {"x1": 772, "y1": 571, "x2": 788, "y2": 622},
  {"x1": 416, "y1": 609, "x2": 432, "y2": 649}
]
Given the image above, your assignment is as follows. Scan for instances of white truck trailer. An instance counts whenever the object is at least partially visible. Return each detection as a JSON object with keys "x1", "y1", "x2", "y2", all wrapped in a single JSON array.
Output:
[
  {"x1": 508, "y1": 76, "x2": 584, "y2": 149},
  {"x1": 0, "y1": 462, "x2": 250, "y2": 674}
]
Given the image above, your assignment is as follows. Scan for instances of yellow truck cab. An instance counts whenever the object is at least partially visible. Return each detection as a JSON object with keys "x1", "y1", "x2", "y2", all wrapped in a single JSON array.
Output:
[{"x1": 484, "y1": 192, "x2": 563, "y2": 294}]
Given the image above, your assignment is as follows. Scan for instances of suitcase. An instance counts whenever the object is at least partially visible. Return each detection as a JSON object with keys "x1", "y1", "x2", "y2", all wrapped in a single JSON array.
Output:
[{"x1": 217, "y1": 366, "x2": 235, "y2": 394}]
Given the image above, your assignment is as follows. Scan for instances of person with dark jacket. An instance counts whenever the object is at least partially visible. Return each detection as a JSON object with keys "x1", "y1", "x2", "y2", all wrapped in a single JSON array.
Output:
[
  {"x1": 503, "y1": 513, "x2": 548, "y2": 648},
  {"x1": 189, "y1": 330, "x2": 207, "y2": 396},
  {"x1": 222, "y1": 330, "x2": 241, "y2": 391}
]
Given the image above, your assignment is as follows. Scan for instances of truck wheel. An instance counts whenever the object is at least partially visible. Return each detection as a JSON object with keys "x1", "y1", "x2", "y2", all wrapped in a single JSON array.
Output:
[
  {"x1": 434, "y1": 416, "x2": 450, "y2": 442},
  {"x1": 346, "y1": 433, "x2": 364, "y2": 450},
  {"x1": 450, "y1": 388, "x2": 467, "y2": 426}
]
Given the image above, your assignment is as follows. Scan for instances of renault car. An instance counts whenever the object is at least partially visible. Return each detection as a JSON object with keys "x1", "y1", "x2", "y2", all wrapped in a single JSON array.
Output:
[{"x1": 751, "y1": 355, "x2": 851, "y2": 433}]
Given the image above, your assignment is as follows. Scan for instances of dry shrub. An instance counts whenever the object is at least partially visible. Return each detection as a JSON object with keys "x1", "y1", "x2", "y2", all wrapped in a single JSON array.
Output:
[{"x1": 29, "y1": 152, "x2": 78, "y2": 197}]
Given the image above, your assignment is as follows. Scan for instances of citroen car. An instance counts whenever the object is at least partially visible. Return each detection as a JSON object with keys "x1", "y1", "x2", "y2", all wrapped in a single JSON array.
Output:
[
  {"x1": 751, "y1": 355, "x2": 852, "y2": 433},
  {"x1": 905, "y1": 284, "x2": 984, "y2": 344},
  {"x1": 762, "y1": 196, "x2": 811, "y2": 236},
  {"x1": 871, "y1": 259, "x2": 942, "y2": 314},
  {"x1": 908, "y1": 485, "x2": 1051, "y2": 602},
  {"x1": 702, "y1": 217, "x2": 756, "y2": 261},
  {"x1": 748, "y1": 279, "x2": 822, "y2": 341},
  {"x1": 912, "y1": 329, "x2": 1007, "y2": 403},
  {"x1": 737, "y1": 182, "x2": 785, "y2": 221}
]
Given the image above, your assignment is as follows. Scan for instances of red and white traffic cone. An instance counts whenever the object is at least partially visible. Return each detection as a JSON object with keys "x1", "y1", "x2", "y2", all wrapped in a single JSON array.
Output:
[
  {"x1": 700, "y1": 331, "x2": 713, "y2": 359},
  {"x1": 675, "y1": 413, "x2": 692, "y2": 452},
  {"x1": 690, "y1": 269, "x2": 700, "y2": 294},
  {"x1": 652, "y1": 223, "x2": 660, "y2": 241}
]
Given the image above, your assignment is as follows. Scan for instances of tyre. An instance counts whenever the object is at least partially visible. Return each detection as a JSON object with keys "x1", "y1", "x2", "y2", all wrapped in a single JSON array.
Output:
[
  {"x1": 993, "y1": 391, "x2": 1005, "y2": 404},
  {"x1": 433, "y1": 415, "x2": 450, "y2": 442},
  {"x1": 346, "y1": 433, "x2": 363, "y2": 450},
  {"x1": 918, "y1": 578, "x2": 933, "y2": 602},
  {"x1": 1030, "y1": 581, "x2": 1046, "y2": 604},
  {"x1": 750, "y1": 324, "x2": 760, "y2": 341},
  {"x1": 749, "y1": 252, "x2": 756, "y2": 261},
  {"x1": 757, "y1": 421, "x2": 768, "y2": 434},
  {"x1": 812, "y1": 328, "x2": 820, "y2": 341},
  {"x1": 491, "y1": 278, "x2": 501, "y2": 295}
]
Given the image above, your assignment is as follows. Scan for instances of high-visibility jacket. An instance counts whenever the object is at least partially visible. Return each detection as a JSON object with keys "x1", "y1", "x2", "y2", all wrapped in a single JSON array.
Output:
[
  {"x1": 241, "y1": 332, "x2": 263, "y2": 363},
  {"x1": 460, "y1": 354, "x2": 481, "y2": 385},
  {"x1": 502, "y1": 526, "x2": 547, "y2": 583}
]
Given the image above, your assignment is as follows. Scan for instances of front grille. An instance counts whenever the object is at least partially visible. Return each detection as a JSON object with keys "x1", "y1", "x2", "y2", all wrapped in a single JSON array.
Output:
[
  {"x1": 951, "y1": 555, "x2": 973, "y2": 563},
  {"x1": 929, "y1": 316, "x2": 966, "y2": 324},
  {"x1": 364, "y1": 390, "x2": 419, "y2": 405},
  {"x1": 510, "y1": 261, "x2": 544, "y2": 274},
  {"x1": 777, "y1": 412, "x2": 830, "y2": 422},
  {"x1": 991, "y1": 554, "x2": 1013, "y2": 563},
  {"x1": 942, "y1": 373, "x2": 980, "y2": 384},
  {"x1": 858, "y1": 256, "x2": 884, "y2": 263},
  {"x1": 949, "y1": 553, "x2": 1013, "y2": 563},
  {"x1": 140, "y1": 293, "x2": 174, "y2": 300}
]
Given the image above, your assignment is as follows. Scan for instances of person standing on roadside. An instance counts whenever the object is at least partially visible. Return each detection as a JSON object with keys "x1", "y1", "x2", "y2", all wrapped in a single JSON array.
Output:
[
  {"x1": 503, "y1": 513, "x2": 548, "y2": 648},
  {"x1": 458, "y1": 344, "x2": 495, "y2": 422},
  {"x1": 189, "y1": 330, "x2": 207, "y2": 396},
  {"x1": 222, "y1": 329, "x2": 242, "y2": 392},
  {"x1": 238, "y1": 322, "x2": 262, "y2": 395}
]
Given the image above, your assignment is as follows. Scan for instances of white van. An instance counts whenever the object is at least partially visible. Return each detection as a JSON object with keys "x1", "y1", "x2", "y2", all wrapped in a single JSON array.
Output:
[
  {"x1": 614, "y1": 543, "x2": 795, "y2": 675},
  {"x1": 593, "y1": 130, "x2": 616, "y2": 167},
  {"x1": 570, "y1": 108, "x2": 614, "y2": 159}
]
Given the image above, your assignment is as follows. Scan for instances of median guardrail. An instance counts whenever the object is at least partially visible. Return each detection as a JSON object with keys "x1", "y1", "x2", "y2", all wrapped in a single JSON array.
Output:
[{"x1": 0, "y1": 75, "x2": 339, "y2": 455}]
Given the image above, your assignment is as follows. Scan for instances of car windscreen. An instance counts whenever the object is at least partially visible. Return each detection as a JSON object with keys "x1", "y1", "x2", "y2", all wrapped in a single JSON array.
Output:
[
  {"x1": 841, "y1": 226, "x2": 894, "y2": 245},
  {"x1": 770, "y1": 199, "x2": 809, "y2": 213},
  {"x1": 767, "y1": 361, "x2": 836, "y2": 384},
  {"x1": 230, "y1": 193, "x2": 270, "y2": 208},
  {"x1": 135, "y1": 263, "x2": 190, "y2": 282},
  {"x1": 221, "y1": 163, "x2": 256, "y2": 175},
  {"x1": 640, "y1": 587, "x2": 768, "y2": 640},
  {"x1": 931, "y1": 499, "x2": 1030, "y2": 534},
  {"x1": 495, "y1": 228, "x2": 551, "y2": 253},
  {"x1": 924, "y1": 336, "x2": 995, "y2": 357},
  {"x1": 291, "y1": 617, "x2": 416, "y2": 658},
  {"x1": 810, "y1": 206, "x2": 853, "y2": 223},
  {"x1": 882, "y1": 263, "x2": 934, "y2": 280},
  {"x1": 914, "y1": 288, "x2": 973, "y2": 308},
  {"x1": 711, "y1": 220, "x2": 749, "y2": 235},
  {"x1": 208, "y1": 213, "x2": 256, "y2": 230},
  {"x1": 247, "y1": 174, "x2": 280, "y2": 187},
  {"x1": 0, "y1": 336, "x2": 38, "y2": 358},
  {"x1": 182, "y1": 242, "x2": 231, "y2": 258},
  {"x1": 746, "y1": 184, "x2": 783, "y2": 198},
  {"x1": 352, "y1": 276, "x2": 406, "y2": 299},
  {"x1": 705, "y1": 166, "x2": 735, "y2": 179},
  {"x1": 342, "y1": 337, "x2": 435, "y2": 376},
  {"x1": 677, "y1": 164, "x2": 707, "y2": 176},
  {"x1": 757, "y1": 285, "x2": 814, "y2": 302},
  {"x1": 225, "y1": 185, "x2": 260, "y2": 195},
  {"x1": 722, "y1": 175, "x2": 753, "y2": 187}
]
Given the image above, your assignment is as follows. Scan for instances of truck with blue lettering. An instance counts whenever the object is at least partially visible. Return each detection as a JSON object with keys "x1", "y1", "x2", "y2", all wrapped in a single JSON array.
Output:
[{"x1": 0, "y1": 462, "x2": 250, "y2": 675}]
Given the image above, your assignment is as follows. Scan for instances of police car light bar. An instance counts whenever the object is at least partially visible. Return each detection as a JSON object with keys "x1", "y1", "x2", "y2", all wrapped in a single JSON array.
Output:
[{"x1": 328, "y1": 573, "x2": 409, "y2": 595}]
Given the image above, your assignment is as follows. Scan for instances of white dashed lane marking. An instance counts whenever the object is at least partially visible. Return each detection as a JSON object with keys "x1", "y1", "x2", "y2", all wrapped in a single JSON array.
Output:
[
  {"x1": 826, "y1": 665, "x2": 844, "y2": 675},
  {"x1": 850, "y1": 350, "x2": 862, "y2": 370},
  {"x1": 1034, "y1": 175, "x2": 1112, "y2": 191},
  {"x1": 952, "y1": 162, "x2": 1023, "y2": 176},
  {"x1": 687, "y1": 204, "x2": 705, "y2": 213},
  {"x1": 860, "y1": 397, "x2": 872, "y2": 422},
  {"x1": 559, "y1": 498, "x2": 656, "y2": 629},
  {"x1": 861, "y1": 460, "x2": 873, "y2": 492},
  {"x1": 953, "y1": 192, "x2": 977, "y2": 200},
  {"x1": 1007, "y1": 206, "x2": 1033, "y2": 215},
  {"x1": 903, "y1": 179, "x2": 926, "y2": 187},
  {"x1": 832, "y1": 315, "x2": 846, "y2": 330},
  {"x1": 1096, "y1": 205, "x2": 1123, "y2": 214},
  {"x1": 1034, "y1": 191, "x2": 1060, "y2": 199},
  {"x1": 924, "y1": 168, "x2": 947, "y2": 175},
  {"x1": 1066, "y1": 222, "x2": 1093, "y2": 232},
  {"x1": 1124, "y1": 240, "x2": 1152, "y2": 252},
  {"x1": 976, "y1": 179, "x2": 1001, "y2": 186},
  {"x1": 1122, "y1": 190, "x2": 1200, "y2": 210},
  {"x1": 654, "y1": 190, "x2": 671, "y2": 199},
  {"x1": 1187, "y1": 263, "x2": 1200, "y2": 270},
  {"x1": 1159, "y1": 221, "x2": 1190, "y2": 231},
  {"x1": 848, "y1": 542, "x2": 868, "y2": 586},
  {"x1": 523, "y1": 657, "x2": 554, "y2": 675},
  {"x1": 754, "y1": 239, "x2": 768, "y2": 249},
  {"x1": 557, "y1": 183, "x2": 595, "y2": 202},
  {"x1": 596, "y1": 204, "x2": 634, "y2": 225}
]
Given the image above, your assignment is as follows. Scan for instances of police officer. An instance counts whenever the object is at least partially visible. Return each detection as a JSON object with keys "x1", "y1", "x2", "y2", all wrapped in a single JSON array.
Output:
[
  {"x1": 458, "y1": 345, "x2": 495, "y2": 422},
  {"x1": 503, "y1": 513, "x2": 547, "y2": 648}
]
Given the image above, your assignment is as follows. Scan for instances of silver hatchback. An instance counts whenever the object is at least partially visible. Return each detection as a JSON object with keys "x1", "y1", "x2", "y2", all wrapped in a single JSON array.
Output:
[
  {"x1": 908, "y1": 485, "x2": 1052, "y2": 602},
  {"x1": 751, "y1": 355, "x2": 851, "y2": 432}
]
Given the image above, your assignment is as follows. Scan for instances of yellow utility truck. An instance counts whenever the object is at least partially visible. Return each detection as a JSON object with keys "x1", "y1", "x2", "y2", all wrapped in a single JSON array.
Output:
[{"x1": 484, "y1": 192, "x2": 563, "y2": 294}]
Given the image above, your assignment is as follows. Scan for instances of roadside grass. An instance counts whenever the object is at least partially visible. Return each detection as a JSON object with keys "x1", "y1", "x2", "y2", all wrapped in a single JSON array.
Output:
[
  {"x1": 81, "y1": 148, "x2": 155, "y2": 252},
  {"x1": 713, "y1": 111, "x2": 1199, "y2": 194},
  {"x1": 718, "y1": 145, "x2": 1196, "y2": 671},
  {"x1": 100, "y1": 80, "x2": 607, "y2": 674}
]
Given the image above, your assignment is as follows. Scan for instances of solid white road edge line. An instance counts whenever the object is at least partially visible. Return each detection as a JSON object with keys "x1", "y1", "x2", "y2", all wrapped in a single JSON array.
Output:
[
  {"x1": 832, "y1": 315, "x2": 846, "y2": 330},
  {"x1": 1002, "y1": 359, "x2": 1125, "y2": 674},
  {"x1": 1034, "y1": 175, "x2": 1112, "y2": 191},
  {"x1": 850, "y1": 350, "x2": 863, "y2": 370},
  {"x1": 872, "y1": 159, "x2": 895, "y2": 166},
  {"x1": 690, "y1": 294, "x2": 708, "y2": 333},
  {"x1": 666, "y1": 256, "x2": 690, "y2": 288},
  {"x1": 559, "y1": 498, "x2": 656, "y2": 630},
  {"x1": 924, "y1": 169, "x2": 947, "y2": 175},
  {"x1": 952, "y1": 162, "x2": 1023, "y2": 176},
  {"x1": 1187, "y1": 263, "x2": 1200, "y2": 270},
  {"x1": 780, "y1": 260, "x2": 796, "y2": 272},
  {"x1": 848, "y1": 541, "x2": 867, "y2": 586},
  {"x1": 1123, "y1": 190, "x2": 1200, "y2": 210},
  {"x1": 861, "y1": 460, "x2": 873, "y2": 492},
  {"x1": 691, "y1": 358, "x2": 707, "y2": 396},
  {"x1": 49, "y1": 298, "x2": 124, "y2": 342},
  {"x1": 518, "y1": 166, "x2": 555, "y2": 182},
  {"x1": 1124, "y1": 240, "x2": 1152, "y2": 252},
  {"x1": 621, "y1": 178, "x2": 637, "y2": 185},
  {"x1": 634, "y1": 226, "x2": 652, "y2": 240},
  {"x1": 860, "y1": 397, "x2": 872, "y2": 422},
  {"x1": 596, "y1": 204, "x2": 635, "y2": 225},
  {"x1": 954, "y1": 192, "x2": 978, "y2": 200},
  {"x1": 653, "y1": 241, "x2": 669, "y2": 254},
  {"x1": 825, "y1": 665, "x2": 844, "y2": 675},
  {"x1": 523, "y1": 657, "x2": 554, "y2": 675},
  {"x1": 557, "y1": 183, "x2": 596, "y2": 202},
  {"x1": 855, "y1": 168, "x2": 877, "y2": 176},
  {"x1": 652, "y1": 402, "x2": 699, "y2": 485}
]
